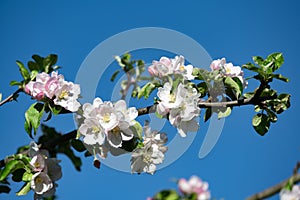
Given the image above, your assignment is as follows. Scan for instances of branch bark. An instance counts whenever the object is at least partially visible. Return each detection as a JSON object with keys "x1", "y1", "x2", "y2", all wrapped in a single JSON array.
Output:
[
  {"x1": 0, "y1": 88, "x2": 23, "y2": 107},
  {"x1": 246, "y1": 173, "x2": 300, "y2": 200}
]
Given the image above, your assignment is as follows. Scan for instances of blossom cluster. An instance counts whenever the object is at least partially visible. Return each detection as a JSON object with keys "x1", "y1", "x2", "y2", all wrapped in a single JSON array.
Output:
[
  {"x1": 131, "y1": 122, "x2": 168, "y2": 174},
  {"x1": 76, "y1": 98, "x2": 138, "y2": 159},
  {"x1": 210, "y1": 58, "x2": 247, "y2": 87},
  {"x1": 28, "y1": 142, "x2": 62, "y2": 199},
  {"x1": 148, "y1": 55, "x2": 195, "y2": 80},
  {"x1": 280, "y1": 185, "x2": 300, "y2": 200},
  {"x1": 156, "y1": 82, "x2": 200, "y2": 137},
  {"x1": 178, "y1": 175, "x2": 211, "y2": 200},
  {"x1": 25, "y1": 71, "x2": 81, "y2": 112}
]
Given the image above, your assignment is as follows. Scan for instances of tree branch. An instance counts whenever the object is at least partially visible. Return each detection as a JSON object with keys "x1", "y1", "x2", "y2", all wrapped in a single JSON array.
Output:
[
  {"x1": 0, "y1": 88, "x2": 23, "y2": 107},
  {"x1": 246, "y1": 173, "x2": 300, "y2": 200}
]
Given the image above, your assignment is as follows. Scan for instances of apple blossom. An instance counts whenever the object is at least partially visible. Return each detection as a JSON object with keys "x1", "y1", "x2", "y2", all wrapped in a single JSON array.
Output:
[
  {"x1": 280, "y1": 185, "x2": 300, "y2": 200},
  {"x1": 178, "y1": 175, "x2": 211, "y2": 200},
  {"x1": 25, "y1": 71, "x2": 81, "y2": 112},
  {"x1": 131, "y1": 123, "x2": 168, "y2": 174},
  {"x1": 157, "y1": 82, "x2": 200, "y2": 137},
  {"x1": 31, "y1": 172, "x2": 53, "y2": 195},
  {"x1": 27, "y1": 142, "x2": 62, "y2": 197},
  {"x1": 210, "y1": 58, "x2": 247, "y2": 87},
  {"x1": 77, "y1": 98, "x2": 139, "y2": 159},
  {"x1": 148, "y1": 55, "x2": 195, "y2": 80}
]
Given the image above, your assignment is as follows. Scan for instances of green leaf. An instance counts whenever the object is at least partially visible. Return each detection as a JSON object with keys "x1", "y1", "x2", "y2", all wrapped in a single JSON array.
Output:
[
  {"x1": 71, "y1": 139, "x2": 86, "y2": 152},
  {"x1": 266, "y1": 52, "x2": 284, "y2": 72},
  {"x1": 242, "y1": 63, "x2": 260, "y2": 73},
  {"x1": 9, "y1": 80, "x2": 22, "y2": 86},
  {"x1": 253, "y1": 56, "x2": 264, "y2": 66},
  {"x1": 243, "y1": 92, "x2": 254, "y2": 99},
  {"x1": 48, "y1": 104, "x2": 62, "y2": 115},
  {"x1": 153, "y1": 190, "x2": 180, "y2": 200},
  {"x1": 43, "y1": 54, "x2": 58, "y2": 73},
  {"x1": 25, "y1": 103, "x2": 45, "y2": 137},
  {"x1": 32, "y1": 55, "x2": 44, "y2": 70},
  {"x1": 218, "y1": 107, "x2": 232, "y2": 119},
  {"x1": 27, "y1": 61, "x2": 39, "y2": 71},
  {"x1": 271, "y1": 74, "x2": 289, "y2": 82},
  {"x1": 30, "y1": 70, "x2": 39, "y2": 80},
  {"x1": 266, "y1": 109, "x2": 277, "y2": 123},
  {"x1": 16, "y1": 182, "x2": 31, "y2": 196},
  {"x1": 192, "y1": 68, "x2": 209, "y2": 80},
  {"x1": 224, "y1": 76, "x2": 242, "y2": 99},
  {"x1": 138, "y1": 82, "x2": 158, "y2": 99},
  {"x1": 16, "y1": 61, "x2": 30, "y2": 81},
  {"x1": 252, "y1": 113, "x2": 270, "y2": 136},
  {"x1": 0, "y1": 160, "x2": 24, "y2": 181},
  {"x1": 129, "y1": 121, "x2": 143, "y2": 139},
  {"x1": 110, "y1": 70, "x2": 120, "y2": 81},
  {"x1": 252, "y1": 114, "x2": 262, "y2": 127},
  {"x1": 22, "y1": 171, "x2": 32, "y2": 182},
  {"x1": 204, "y1": 107, "x2": 212, "y2": 122},
  {"x1": 197, "y1": 82, "x2": 208, "y2": 98},
  {"x1": 0, "y1": 185, "x2": 11, "y2": 194}
]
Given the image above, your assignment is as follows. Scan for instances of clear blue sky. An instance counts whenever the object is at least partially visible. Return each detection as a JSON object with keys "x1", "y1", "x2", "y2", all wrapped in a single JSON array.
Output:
[{"x1": 1, "y1": 1, "x2": 300, "y2": 199}]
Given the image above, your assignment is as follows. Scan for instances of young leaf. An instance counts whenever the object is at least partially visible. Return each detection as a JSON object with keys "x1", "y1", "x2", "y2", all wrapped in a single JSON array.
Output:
[
  {"x1": 224, "y1": 77, "x2": 242, "y2": 99},
  {"x1": 252, "y1": 56, "x2": 265, "y2": 66},
  {"x1": 252, "y1": 113, "x2": 270, "y2": 136},
  {"x1": 218, "y1": 107, "x2": 232, "y2": 119},
  {"x1": 0, "y1": 160, "x2": 24, "y2": 181},
  {"x1": 204, "y1": 107, "x2": 212, "y2": 122},
  {"x1": 271, "y1": 74, "x2": 289, "y2": 82},
  {"x1": 153, "y1": 190, "x2": 180, "y2": 200},
  {"x1": 43, "y1": 54, "x2": 58, "y2": 73},
  {"x1": 16, "y1": 61, "x2": 30, "y2": 81},
  {"x1": 24, "y1": 103, "x2": 45, "y2": 137},
  {"x1": 129, "y1": 121, "x2": 143, "y2": 139},
  {"x1": 16, "y1": 182, "x2": 31, "y2": 196},
  {"x1": 22, "y1": 171, "x2": 32, "y2": 182},
  {"x1": 9, "y1": 80, "x2": 22, "y2": 86},
  {"x1": 266, "y1": 52, "x2": 284, "y2": 72},
  {"x1": 242, "y1": 63, "x2": 260, "y2": 73},
  {"x1": 110, "y1": 70, "x2": 120, "y2": 81}
]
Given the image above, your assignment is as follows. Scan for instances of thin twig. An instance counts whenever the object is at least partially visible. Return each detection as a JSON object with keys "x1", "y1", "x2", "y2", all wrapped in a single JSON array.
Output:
[
  {"x1": 246, "y1": 173, "x2": 300, "y2": 200},
  {"x1": 0, "y1": 88, "x2": 23, "y2": 107}
]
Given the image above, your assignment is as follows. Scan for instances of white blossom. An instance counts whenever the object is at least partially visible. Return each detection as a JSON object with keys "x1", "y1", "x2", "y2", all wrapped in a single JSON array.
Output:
[
  {"x1": 210, "y1": 58, "x2": 247, "y2": 87},
  {"x1": 178, "y1": 175, "x2": 211, "y2": 200},
  {"x1": 31, "y1": 172, "x2": 53, "y2": 195},
  {"x1": 280, "y1": 185, "x2": 300, "y2": 200},
  {"x1": 77, "y1": 98, "x2": 138, "y2": 159},
  {"x1": 25, "y1": 71, "x2": 81, "y2": 112},
  {"x1": 28, "y1": 142, "x2": 62, "y2": 197},
  {"x1": 157, "y1": 82, "x2": 200, "y2": 137},
  {"x1": 148, "y1": 55, "x2": 195, "y2": 80},
  {"x1": 131, "y1": 124, "x2": 168, "y2": 175}
]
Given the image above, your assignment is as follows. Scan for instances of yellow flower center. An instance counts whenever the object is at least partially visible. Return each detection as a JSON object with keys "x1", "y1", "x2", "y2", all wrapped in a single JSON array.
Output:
[
  {"x1": 111, "y1": 126, "x2": 120, "y2": 135},
  {"x1": 179, "y1": 65, "x2": 185, "y2": 71},
  {"x1": 34, "y1": 162, "x2": 40, "y2": 168},
  {"x1": 35, "y1": 177, "x2": 43, "y2": 183},
  {"x1": 143, "y1": 154, "x2": 151, "y2": 163},
  {"x1": 103, "y1": 113, "x2": 111, "y2": 123},
  {"x1": 169, "y1": 94, "x2": 176, "y2": 103},
  {"x1": 59, "y1": 90, "x2": 69, "y2": 100},
  {"x1": 225, "y1": 67, "x2": 231, "y2": 74},
  {"x1": 92, "y1": 125, "x2": 100, "y2": 133}
]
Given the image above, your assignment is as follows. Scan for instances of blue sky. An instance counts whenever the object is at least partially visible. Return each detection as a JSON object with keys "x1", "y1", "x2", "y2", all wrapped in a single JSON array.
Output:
[{"x1": 1, "y1": 1, "x2": 300, "y2": 199}]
